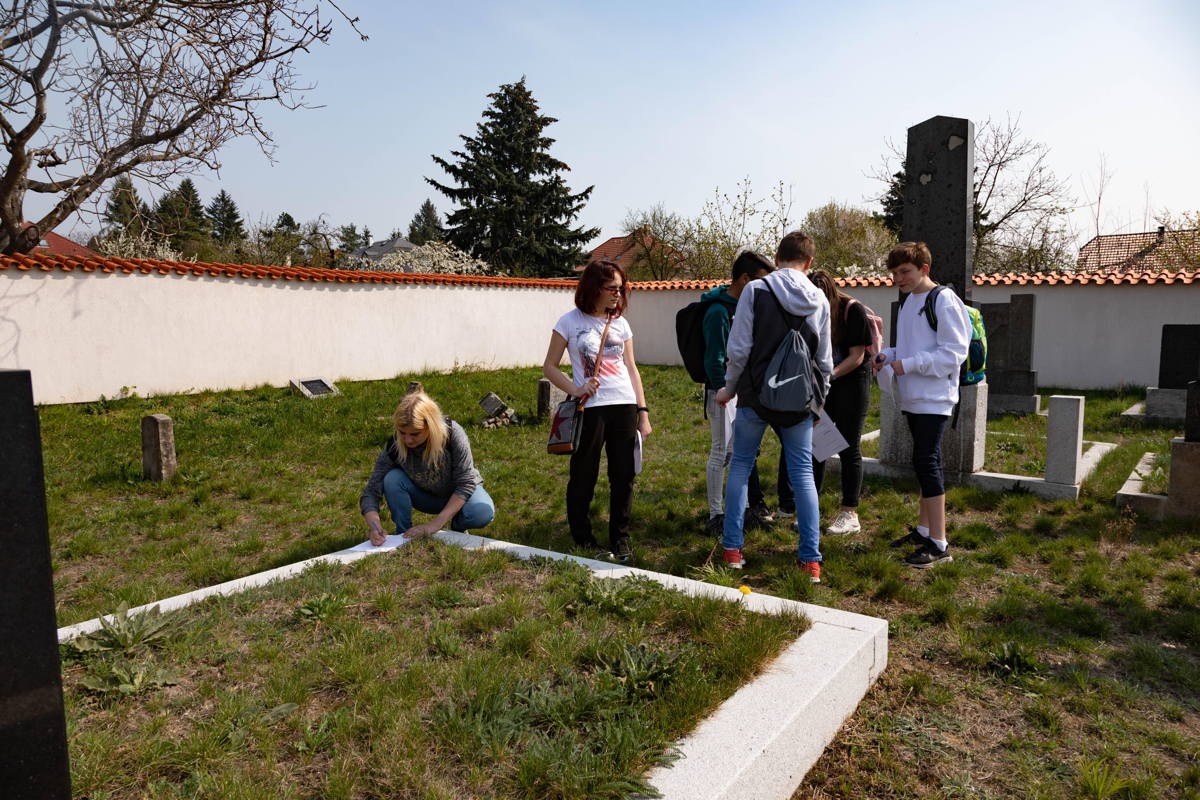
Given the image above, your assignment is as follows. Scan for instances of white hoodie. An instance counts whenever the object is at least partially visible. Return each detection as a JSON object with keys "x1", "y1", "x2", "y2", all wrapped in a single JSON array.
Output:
[
  {"x1": 879, "y1": 287, "x2": 971, "y2": 415},
  {"x1": 723, "y1": 267, "x2": 833, "y2": 397}
]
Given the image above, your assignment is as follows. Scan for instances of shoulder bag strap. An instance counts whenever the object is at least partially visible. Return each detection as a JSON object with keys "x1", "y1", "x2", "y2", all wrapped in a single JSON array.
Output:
[{"x1": 578, "y1": 314, "x2": 615, "y2": 410}]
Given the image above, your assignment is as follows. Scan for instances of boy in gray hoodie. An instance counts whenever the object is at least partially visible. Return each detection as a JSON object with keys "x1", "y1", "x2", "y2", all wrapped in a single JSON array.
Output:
[{"x1": 715, "y1": 232, "x2": 832, "y2": 582}]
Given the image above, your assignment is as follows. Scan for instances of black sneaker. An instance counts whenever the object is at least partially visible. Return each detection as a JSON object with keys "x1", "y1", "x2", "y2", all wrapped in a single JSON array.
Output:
[
  {"x1": 904, "y1": 540, "x2": 953, "y2": 569},
  {"x1": 889, "y1": 526, "x2": 928, "y2": 549},
  {"x1": 612, "y1": 537, "x2": 633, "y2": 564},
  {"x1": 744, "y1": 505, "x2": 773, "y2": 531},
  {"x1": 750, "y1": 502, "x2": 775, "y2": 523},
  {"x1": 706, "y1": 514, "x2": 725, "y2": 539}
]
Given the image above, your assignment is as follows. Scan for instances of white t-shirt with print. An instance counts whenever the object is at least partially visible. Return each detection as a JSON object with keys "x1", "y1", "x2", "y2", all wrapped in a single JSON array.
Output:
[{"x1": 553, "y1": 308, "x2": 636, "y2": 408}]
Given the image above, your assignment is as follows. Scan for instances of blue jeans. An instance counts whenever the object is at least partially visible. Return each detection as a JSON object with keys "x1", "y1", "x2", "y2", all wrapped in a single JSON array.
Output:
[
  {"x1": 723, "y1": 405, "x2": 821, "y2": 563},
  {"x1": 382, "y1": 468, "x2": 495, "y2": 533}
]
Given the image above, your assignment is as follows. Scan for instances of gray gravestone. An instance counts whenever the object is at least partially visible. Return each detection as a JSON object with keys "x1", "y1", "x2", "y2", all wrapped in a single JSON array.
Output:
[
  {"x1": 141, "y1": 414, "x2": 177, "y2": 482},
  {"x1": 0, "y1": 370, "x2": 72, "y2": 798},
  {"x1": 1158, "y1": 325, "x2": 1200, "y2": 389},
  {"x1": 980, "y1": 294, "x2": 1039, "y2": 416},
  {"x1": 537, "y1": 378, "x2": 567, "y2": 419},
  {"x1": 1045, "y1": 396, "x2": 1085, "y2": 485},
  {"x1": 901, "y1": 115, "x2": 975, "y2": 303}
]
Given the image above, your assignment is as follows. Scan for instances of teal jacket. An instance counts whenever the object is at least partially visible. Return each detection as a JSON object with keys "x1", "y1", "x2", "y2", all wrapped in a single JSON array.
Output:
[{"x1": 701, "y1": 284, "x2": 739, "y2": 390}]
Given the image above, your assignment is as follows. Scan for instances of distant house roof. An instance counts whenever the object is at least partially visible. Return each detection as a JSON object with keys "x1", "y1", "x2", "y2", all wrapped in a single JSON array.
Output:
[
  {"x1": 21, "y1": 223, "x2": 96, "y2": 258},
  {"x1": 352, "y1": 234, "x2": 417, "y2": 261},
  {"x1": 1077, "y1": 226, "x2": 1200, "y2": 272},
  {"x1": 579, "y1": 227, "x2": 688, "y2": 274}
]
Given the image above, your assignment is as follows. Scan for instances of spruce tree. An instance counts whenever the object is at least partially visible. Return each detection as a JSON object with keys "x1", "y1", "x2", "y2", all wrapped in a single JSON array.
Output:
[
  {"x1": 155, "y1": 178, "x2": 210, "y2": 249},
  {"x1": 407, "y1": 198, "x2": 444, "y2": 245},
  {"x1": 206, "y1": 190, "x2": 246, "y2": 243},
  {"x1": 427, "y1": 78, "x2": 599, "y2": 277},
  {"x1": 103, "y1": 175, "x2": 150, "y2": 236}
]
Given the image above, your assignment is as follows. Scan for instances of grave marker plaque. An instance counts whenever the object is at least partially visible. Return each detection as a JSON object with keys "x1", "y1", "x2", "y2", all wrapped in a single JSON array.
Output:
[
  {"x1": 0, "y1": 370, "x2": 72, "y2": 798},
  {"x1": 1158, "y1": 325, "x2": 1200, "y2": 390},
  {"x1": 289, "y1": 377, "x2": 340, "y2": 399},
  {"x1": 902, "y1": 115, "x2": 975, "y2": 304}
]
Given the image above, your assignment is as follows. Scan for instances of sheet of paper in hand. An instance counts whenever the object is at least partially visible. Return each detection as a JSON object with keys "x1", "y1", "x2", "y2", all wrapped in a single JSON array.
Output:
[
  {"x1": 344, "y1": 535, "x2": 412, "y2": 553},
  {"x1": 811, "y1": 408, "x2": 850, "y2": 462}
]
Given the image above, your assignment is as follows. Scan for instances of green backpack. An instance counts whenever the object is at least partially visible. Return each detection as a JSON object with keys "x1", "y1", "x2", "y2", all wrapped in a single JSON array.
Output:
[{"x1": 903, "y1": 285, "x2": 987, "y2": 385}]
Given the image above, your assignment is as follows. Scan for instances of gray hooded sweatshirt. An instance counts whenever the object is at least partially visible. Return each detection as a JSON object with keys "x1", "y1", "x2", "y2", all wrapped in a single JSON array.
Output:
[{"x1": 723, "y1": 267, "x2": 833, "y2": 402}]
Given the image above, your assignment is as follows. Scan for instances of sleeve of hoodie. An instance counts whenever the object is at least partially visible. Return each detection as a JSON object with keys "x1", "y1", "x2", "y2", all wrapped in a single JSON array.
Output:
[
  {"x1": 899, "y1": 290, "x2": 970, "y2": 378},
  {"x1": 812, "y1": 297, "x2": 834, "y2": 395},
  {"x1": 723, "y1": 285, "x2": 757, "y2": 391},
  {"x1": 447, "y1": 421, "x2": 482, "y2": 500},
  {"x1": 701, "y1": 302, "x2": 731, "y2": 389}
]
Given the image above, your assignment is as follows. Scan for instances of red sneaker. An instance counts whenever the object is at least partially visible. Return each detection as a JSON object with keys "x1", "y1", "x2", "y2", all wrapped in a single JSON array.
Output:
[
  {"x1": 797, "y1": 560, "x2": 821, "y2": 583},
  {"x1": 723, "y1": 548, "x2": 746, "y2": 569}
]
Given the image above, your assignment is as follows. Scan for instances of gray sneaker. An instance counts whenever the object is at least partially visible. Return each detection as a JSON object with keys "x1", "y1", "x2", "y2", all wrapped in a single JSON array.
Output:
[{"x1": 825, "y1": 510, "x2": 861, "y2": 535}]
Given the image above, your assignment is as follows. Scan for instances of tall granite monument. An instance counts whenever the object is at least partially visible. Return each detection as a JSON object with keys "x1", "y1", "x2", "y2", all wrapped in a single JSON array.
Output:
[
  {"x1": 0, "y1": 370, "x2": 72, "y2": 798},
  {"x1": 880, "y1": 115, "x2": 987, "y2": 475},
  {"x1": 980, "y1": 294, "x2": 1039, "y2": 417}
]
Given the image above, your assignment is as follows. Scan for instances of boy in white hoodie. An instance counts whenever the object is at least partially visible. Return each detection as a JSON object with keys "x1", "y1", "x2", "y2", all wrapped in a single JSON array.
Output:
[
  {"x1": 872, "y1": 242, "x2": 971, "y2": 568},
  {"x1": 715, "y1": 232, "x2": 833, "y2": 582}
]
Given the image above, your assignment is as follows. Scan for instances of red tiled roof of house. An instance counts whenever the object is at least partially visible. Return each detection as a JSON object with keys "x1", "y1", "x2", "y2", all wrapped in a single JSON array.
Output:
[
  {"x1": 2, "y1": 252, "x2": 1197, "y2": 289},
  {"x1": 589, "y1": 234, "x2": 639, "y2": 268},
  {"x1": 1077, "y1": 227, "x2": 1200, "y2": 272},
  {"x1": 20, "y1": 224, "x2": 96, "y2": 258}
]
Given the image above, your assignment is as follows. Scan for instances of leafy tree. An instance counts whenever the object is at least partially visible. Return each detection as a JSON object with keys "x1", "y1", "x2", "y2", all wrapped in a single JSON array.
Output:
[
  {"x1": 275, "y1": 212, "x2": 300, "y2": 234},
  {"x1": 154, "y1": 179, "x2": 210, "y2": 253},
  {"x1": 427, "y1": 78, "x2": 599, "y2": 277},
  {"x1": 802, "y1": 202, "x2": 896, "y2": 277},
  {"x1": 336, "y1": 223, "x2": 370, "y2": 253},
  {"x1": 407, "y1": 199, "x2": 444, "y2": 245},
  {"x1": 0, "y1": 2, "x2": 362, "y2": 254},
  {"x1": 620, "y1": 205, "x2": 691, "y2": 281},
  {"x1": 206, "y1": 190, "x2": 247, "y2": 244},
  {"x1": 102, "y1": 176, "x2": 152, "y2": 237}
]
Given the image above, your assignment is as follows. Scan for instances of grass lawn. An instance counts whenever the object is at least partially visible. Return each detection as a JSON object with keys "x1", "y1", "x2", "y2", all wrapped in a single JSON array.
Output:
[
  {"x1": 40, "y1": 366, "x2": 1200, "y2": 799},
  {"x1": 63, "y1": 543, "x2": 806, "y2": 799}
]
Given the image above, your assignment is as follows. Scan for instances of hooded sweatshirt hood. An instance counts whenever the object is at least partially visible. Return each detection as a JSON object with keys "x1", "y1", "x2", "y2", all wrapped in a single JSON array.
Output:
[
  {"x1": 722, "y1": 267, "x2": 833, "y2": 397},
  {"x1": 700, "y1": 284, "x2": 737, "y2": 308}
]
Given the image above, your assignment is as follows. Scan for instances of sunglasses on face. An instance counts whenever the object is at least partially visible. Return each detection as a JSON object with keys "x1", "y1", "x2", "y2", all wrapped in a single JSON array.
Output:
[{"x1": 602, "y1": 284, "x2": 623, "y2": 295}]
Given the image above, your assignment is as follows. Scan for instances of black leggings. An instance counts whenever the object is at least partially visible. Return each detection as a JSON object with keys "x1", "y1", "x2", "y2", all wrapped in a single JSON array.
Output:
[
  {"x1": 904, "y1": 412, "x2": 950, "y2": 498},
  {"x1": 567, "y1": 404, "x2": 637, "y2": 548},
  {"x1": 813, "y1": 368, "x2": 870, "y2": 507}
]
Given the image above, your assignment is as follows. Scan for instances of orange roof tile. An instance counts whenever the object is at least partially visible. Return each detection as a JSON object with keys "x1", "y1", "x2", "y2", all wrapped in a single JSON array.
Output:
[{"x1": 2, "y1": 252, "x2": 1197, "y2": 290}]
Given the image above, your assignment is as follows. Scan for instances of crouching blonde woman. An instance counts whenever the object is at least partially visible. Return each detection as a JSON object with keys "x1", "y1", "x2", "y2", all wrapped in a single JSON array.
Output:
[{"x1": 360, "y1": 390, "x2": 495, "y2": 545}]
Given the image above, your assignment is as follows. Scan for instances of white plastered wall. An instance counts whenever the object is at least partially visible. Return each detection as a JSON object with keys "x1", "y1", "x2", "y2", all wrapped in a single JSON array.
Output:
[{"x1": 3, "y1": 270, "x2": 1198, "y2": 404}]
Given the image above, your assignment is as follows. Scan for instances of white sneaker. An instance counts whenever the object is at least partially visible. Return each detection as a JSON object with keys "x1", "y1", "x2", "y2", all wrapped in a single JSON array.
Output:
[{"x1": 825, "y1": 510, "x2": 860, "y2": 535}]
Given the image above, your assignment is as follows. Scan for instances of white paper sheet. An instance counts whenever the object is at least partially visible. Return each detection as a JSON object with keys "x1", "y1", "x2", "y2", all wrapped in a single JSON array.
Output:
[
  {"x1": 876, "y1": 364, "x2": 896, "y2": 394},
  {"x1": 723, "y1": 393, "x2": 738, "y2": 451},
  {"x1": 344, "y1": 534, "x2": 412, "y2": 553},
  {"x1": 811, "y1": 408, "x2": 849, "y2": 462}
]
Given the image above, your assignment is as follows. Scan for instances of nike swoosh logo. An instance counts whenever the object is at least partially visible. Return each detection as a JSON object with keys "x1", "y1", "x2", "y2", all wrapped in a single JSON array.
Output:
[{"x1": 766, "y1": 374, "x2": 800, "y2": 389}]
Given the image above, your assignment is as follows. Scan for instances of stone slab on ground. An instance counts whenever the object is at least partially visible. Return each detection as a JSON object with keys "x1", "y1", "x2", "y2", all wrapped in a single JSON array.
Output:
[
  {"x1": 1116, "y1": 451, "x2": 1167, "y2": 519},
  {"x1": 59, "y1": 533, "x2": 887, "y2": 800}
]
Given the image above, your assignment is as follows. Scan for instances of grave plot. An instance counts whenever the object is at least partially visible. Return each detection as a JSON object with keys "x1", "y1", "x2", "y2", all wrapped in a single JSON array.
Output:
[{"x1": 1118, "y1": 381, "x2": 1200, "y2": 519}]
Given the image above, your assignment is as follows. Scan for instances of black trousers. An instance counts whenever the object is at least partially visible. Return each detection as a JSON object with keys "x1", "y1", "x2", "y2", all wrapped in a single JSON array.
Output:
[
  {"x1": 568, "y1": 403, "x2": 637, "y2": 548},
  {"x1": 813, "y1": 368, "x2": 870, "y2": 507},
  {"x1": 904, "y1": 411, "x2": 950, "y2": 498}
]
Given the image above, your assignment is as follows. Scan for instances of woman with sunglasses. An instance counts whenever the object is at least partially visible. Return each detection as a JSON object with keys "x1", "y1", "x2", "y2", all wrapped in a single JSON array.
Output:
[{"x1": 542, "y1": 259, "x2": 652, "y2": 562}]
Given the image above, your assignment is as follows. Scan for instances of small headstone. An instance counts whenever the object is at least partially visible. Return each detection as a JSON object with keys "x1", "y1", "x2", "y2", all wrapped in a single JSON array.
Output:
[
  {"x1": 479, "y1": 392, "x2": 515, "y2": 429},
  {"x1": 1158, "y1": 325, "x2": 1200, "y2": 390},
  {"x1": 141, "y1": 413, "x2": 177, "y2": 482},
  {"x1": 289, "y1": 377, "x2": 340, "y2": 399},
  {"x1": 537, "y1": 378, "x2": 567, "y2": 419},
  {"x1": 1166, "y1": 435, "x2": 1200, "y2": 519},
  {"x1": 981, "y1": 294, "x2": 1039, "y2": 417},
  {"x1": 0, "y1": 370, "x2": 72, "y2": 798},
  {"x1": 1186, "y1": 381, "x2": 1200, "y2": 443},
  {"x1": 1045, "y1": 396, "x2": 1085, "y2": 486}
]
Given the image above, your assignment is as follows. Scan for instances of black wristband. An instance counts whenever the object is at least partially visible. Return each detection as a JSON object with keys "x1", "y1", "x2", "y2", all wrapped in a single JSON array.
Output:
[{"x1": 637, "y1": 406, "x2": 649, "y2": 413}]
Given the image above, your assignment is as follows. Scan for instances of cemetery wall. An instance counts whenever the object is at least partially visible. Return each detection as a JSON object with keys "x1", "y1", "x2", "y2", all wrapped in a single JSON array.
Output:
[{"x1": 3, "y1": 263, "x2": 1198, "y2": 403}]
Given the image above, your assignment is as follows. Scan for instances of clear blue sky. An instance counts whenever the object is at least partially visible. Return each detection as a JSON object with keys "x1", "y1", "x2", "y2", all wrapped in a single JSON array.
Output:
[{"x1": 45, "y1": 0, "x2": 1200, "y2": 250}]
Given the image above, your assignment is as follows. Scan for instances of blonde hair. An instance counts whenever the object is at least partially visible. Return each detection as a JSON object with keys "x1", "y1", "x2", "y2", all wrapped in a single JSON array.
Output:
[{"x1": 393, "y1": 391, "x2": 449, "y2": 468}]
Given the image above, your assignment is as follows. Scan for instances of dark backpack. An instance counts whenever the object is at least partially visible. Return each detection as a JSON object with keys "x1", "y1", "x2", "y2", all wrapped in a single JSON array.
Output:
[
  {"x1": 754, "y1": 283, "x2": 826, "y2": 416},
  {"x1": 900, "y1": 285, "x2": 988, "y2": 386},
  {"x1": 675, "y1": 297, "x2": 718, "y2": 384}
]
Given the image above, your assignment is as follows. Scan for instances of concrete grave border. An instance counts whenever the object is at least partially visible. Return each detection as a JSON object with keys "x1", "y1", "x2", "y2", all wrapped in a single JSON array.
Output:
[
  {"x1": 58, "y1": 532, "x2": 888, "y2": 800},
  {"x1": 1116, "y1": 451, "x2": 1168, "y2": 519}
]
